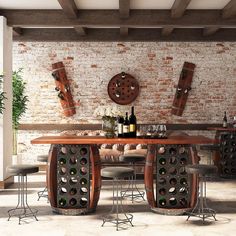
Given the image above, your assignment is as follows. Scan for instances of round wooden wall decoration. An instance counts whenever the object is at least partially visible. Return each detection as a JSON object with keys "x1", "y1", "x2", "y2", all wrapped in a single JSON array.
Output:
[{"x1": 107, "y1": 72, "x2": 139, "y2": 105}]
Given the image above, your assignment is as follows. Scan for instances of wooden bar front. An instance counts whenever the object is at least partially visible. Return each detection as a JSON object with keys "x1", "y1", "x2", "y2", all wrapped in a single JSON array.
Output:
[{"x1": 31, "y1": 135, "x2": 216, "y2": 215}]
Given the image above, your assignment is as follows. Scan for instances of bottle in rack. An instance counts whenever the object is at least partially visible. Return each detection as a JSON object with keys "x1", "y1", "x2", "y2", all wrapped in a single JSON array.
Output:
[
  {"x1": 129, "y1": 106, "x2": 137, "y2": 137},
  {"x1": 223, "y1": 111, "x2": 228, "y2": 128},
  {"x1": 117, "y1": 115, "x2": 124, "y2": 138},
  {"x1": 123, "y1": 112, "x2": 130, "y2": 138}
]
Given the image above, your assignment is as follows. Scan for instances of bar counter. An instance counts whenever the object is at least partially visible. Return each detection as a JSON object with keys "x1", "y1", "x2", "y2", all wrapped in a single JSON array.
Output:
[{"x1": 31, "y1": 135, "x2": 216, "y2": 215}]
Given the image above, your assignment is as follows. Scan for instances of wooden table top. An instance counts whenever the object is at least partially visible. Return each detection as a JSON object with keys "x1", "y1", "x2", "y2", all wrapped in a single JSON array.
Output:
[{"x1": 31, "y1": 135, "x2": 217, "y2": 145}]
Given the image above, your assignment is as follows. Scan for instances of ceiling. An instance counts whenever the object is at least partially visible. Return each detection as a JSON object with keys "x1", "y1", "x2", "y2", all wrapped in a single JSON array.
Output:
[{"x1": 0, "y1": 0, "x2": 235, "y2": 42}]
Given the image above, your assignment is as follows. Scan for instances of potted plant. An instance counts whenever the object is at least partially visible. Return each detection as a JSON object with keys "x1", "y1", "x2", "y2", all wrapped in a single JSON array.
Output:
[
  {"x1": 0, "y1": 74, "x2": 6, "y2": 115},
  {"x1": 12, "y1": 69, "x2": 28, "y2": 156}
]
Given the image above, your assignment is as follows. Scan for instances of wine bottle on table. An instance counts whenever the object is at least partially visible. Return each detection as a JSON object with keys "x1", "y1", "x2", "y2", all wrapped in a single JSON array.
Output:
[
  {"x1": 123, "y1": 112, "x2": 130, "y2": 138},
  {"x1": 129, "y1": 106, "x2": 137, "y2": 137},
  {"x1": 117, "y1": 115, "x2": 124, "y2": 138}
]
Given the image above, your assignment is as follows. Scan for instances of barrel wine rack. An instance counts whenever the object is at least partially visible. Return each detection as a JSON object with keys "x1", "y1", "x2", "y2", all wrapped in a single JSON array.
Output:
[
  {"x1": 47, "y1": 144, "x2": 101, "y2": 215},
  {"x1": 219, "y1": 132, "x2": 236, "y2": 178},
  {"x1": 145, "y1": 144, "x2": 198, "y2": 215}
]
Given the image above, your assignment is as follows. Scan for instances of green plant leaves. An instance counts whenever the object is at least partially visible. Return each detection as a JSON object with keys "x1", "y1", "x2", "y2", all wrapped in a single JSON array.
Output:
[{"x1": 12, "y1": 68, "x2": 28, "y2": 129}]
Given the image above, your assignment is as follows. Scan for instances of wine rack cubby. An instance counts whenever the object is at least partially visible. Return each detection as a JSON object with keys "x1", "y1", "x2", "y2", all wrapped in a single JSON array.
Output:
[
  {"x1": 156, "y1": 145, "x2": 192, "y2": 210},
  {"x1": 57, "y1": 145, "x2": 90, "y2": 209},
  {"x1": 219, "y1": 132, "x2": 236, "y2": 178}
]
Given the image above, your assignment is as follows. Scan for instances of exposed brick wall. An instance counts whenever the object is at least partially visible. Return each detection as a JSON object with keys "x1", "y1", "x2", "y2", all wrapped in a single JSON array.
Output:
[{"x1": 12, "y1": 41, "x2": 236, "y2": 163}]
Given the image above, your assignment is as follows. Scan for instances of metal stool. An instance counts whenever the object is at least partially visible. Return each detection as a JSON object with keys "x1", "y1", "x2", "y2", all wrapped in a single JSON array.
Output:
[
  {"x1": 101, "y1": 167, "x2": 134, "y2": 231},
  {"x1": 186, "y1": 164, "x2": 218, "y2": 223},
  {"x1": 7, "y1": 164, "x2": 39, "y2": 224},
  {"x1": 37, "y1": 155, "x2": 48, "y2": 201},
  {"x1": 120, "y1": 154, "x2": 145, "y2": 202}
]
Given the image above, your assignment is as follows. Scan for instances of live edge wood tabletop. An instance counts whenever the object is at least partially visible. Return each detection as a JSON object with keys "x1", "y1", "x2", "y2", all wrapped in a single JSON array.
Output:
[{"x1": 31, "y1": 135, "x2": 217, "y2": 145}]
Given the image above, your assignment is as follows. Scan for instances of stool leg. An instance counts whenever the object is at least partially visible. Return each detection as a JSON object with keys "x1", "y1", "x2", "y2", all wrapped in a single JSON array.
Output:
[
  {"x1": 102, "y1": 177, "x2": 134, "y2": 230},
  {"x1": 7, "y1": 175, "x2": 38, "y2": 224},
  {"x1": 186, "y1": 175, "x2": 216, "y2": 223},
  {"x1": 121, "y1": 162, "x2": 145, "y2": 202}
]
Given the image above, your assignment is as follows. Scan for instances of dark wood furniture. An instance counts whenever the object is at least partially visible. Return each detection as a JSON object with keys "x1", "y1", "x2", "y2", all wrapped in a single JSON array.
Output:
[
  {"x1": 208, "y1": 127, "x2": 236, "y2": 178},
  {"x1": 31, "y1": 135, "x2": 216, "y2": 215}
]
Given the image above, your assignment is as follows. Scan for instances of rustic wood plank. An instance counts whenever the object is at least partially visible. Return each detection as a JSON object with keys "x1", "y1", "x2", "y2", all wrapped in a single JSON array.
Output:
[
  {"x1": 74, "y1": 26, "x2": 86, "y2": 36},
  {"x1": 119, "y1": 0, "x2": 130, "y2": 18},
  {"x1": 13, "y1": 28, "x2": 236, "y2": 42},
  {"x1": 31, "y1": 135, "x2": 217, "y2": 145},
  {"x1": 222, "y1": 0, "x2": 236, "y2": 18},
  {"x1": 203, "y1": 27, "x2": 220, "y2": 36},
  {"x1": 171, "y1": 0, "x2": 191, "y2": 18},
  {"x1": 13, "y1": 27, "x2": 23, "y2": 36},
  {"x1": 18, "y1": 123, "x2": 222, "y2": 131},
  {"x1": 57, "y1": 0, "x2": 78, "y2": 18},
  {"x1": 1, "y1": 10, "x2": 235, "y2": 27},
  {"x1": 120, "y1": 27, "x2": 128, "y2": 36}
]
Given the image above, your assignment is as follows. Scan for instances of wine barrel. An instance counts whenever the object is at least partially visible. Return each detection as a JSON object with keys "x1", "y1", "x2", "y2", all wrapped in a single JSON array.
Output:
[
  {"x1": 51, "y1": 61, "x2": 76, "y2": 117},
  {"x1": 47, "y1": 144, "x2": 101, "y2": 215},
  {"x1": 144, "y1": 144, "x2": 198, "y2": 215}
]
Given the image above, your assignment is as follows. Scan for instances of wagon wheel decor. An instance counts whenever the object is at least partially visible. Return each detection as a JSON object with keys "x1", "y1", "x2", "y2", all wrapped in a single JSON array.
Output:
[{"x1": 107, "y1": 72, "x2": 139, "y2": 105}]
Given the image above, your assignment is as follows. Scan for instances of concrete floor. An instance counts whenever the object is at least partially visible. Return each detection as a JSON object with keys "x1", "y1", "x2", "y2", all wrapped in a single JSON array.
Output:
[{"x1": 0, "y1": 172, "x2": 236, "y2": 236}]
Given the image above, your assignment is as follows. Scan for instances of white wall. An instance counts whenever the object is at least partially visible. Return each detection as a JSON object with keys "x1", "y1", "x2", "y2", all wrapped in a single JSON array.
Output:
[{"x1": 0, "y1": 16, "x2": 12, "y2": 181}]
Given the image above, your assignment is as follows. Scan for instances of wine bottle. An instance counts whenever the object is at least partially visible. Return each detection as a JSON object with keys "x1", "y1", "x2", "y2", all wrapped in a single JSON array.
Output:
[
  {"x1": 159, "y1": 158, "x2": 166, "y2": 165},
  {"x1": 117, "y1": 115, "x2": 124, "y2": 138},
  {"x1": 159, "y1": 197, "x2": 166, "y2": 206},
  {"x1": 180, "y1": 178, "x2": 187, "y2": 185},
  {"x1": 159, "y1": 168, "x2": 166, "y2": 175},
  {"x1": 159, "y1": 188, "x2": 166, "y2": 195},
  {"x1": 223, "y1": 111, "x2": 228, "y2": 128},
  {"x1": 80, "y1": 178, "x2": 87, "y2": 185},
  {"x1": 59, "y1": 157, "x2": 66, "y2": 165},
  {"x1": 70, "y1": 168, "x2": 77, "y2": 175},
  {"x1": 129, "y1": 106, "x2": 137, "y2": 137},
  {"x1": 70, "y1": 188, "x2": 77, "y2": 195},
  {"x1": 59, "y1": 198, "x2": 66, "y2": 206},
  {"x1": 123, "y1": 112, "x2": 130, "y2": 137},
  {"x1": 69, "y1": 198, "x2": 77, "y2": 206}
]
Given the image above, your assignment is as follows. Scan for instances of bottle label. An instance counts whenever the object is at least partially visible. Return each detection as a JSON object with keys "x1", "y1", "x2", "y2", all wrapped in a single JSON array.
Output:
[
  {"x1": 123, "y1": 125, "x2": 129, "y2": 133},
  {"x1": 129, "y1": 124, "x2": 136, "y2": 132},
  {"x1": 118, "y1": 124, "x2": 123, "y2": 134}
]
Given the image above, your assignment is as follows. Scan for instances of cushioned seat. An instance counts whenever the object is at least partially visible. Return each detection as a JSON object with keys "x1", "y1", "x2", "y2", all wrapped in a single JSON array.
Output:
[
  {"x1": 101, "y1": 167, "x2": 134, "y2": 179},
  {"x1": 120, "y1": 154, "x2": 145, "y2": 163},
  {"x1": 186, "y1": 164, "x2": 217, "y2": 175},
  {"x1": 7, "y1": 164, "x2": 39, "y2": 176},
  {"x1": 37, "y1": 155, "x2": 48, "y2": 162}
]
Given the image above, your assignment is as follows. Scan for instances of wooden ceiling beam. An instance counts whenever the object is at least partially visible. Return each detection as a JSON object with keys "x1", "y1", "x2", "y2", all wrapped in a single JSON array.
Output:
[
  {"x1": 162, "y1": 27, "x2": 175, "y2": 36},
  {"x1": 13, "y1": 28, "x2": 236, "y2": 42},
  {"x1": 119, "y1": 0, "x2": 130, "y2": 19},
  {"x1": 203, "y1": 27, "x2": 220, "y2": 36},
  {"x1": 202, "y1": 0, "x2": 236, "y2": 36},
  {"x1": 74, "y1": 27, "x2": 86, "y2": 36},
  {"x1": 1, "y1": 10, "x2": 236, "y2": 27},
  {"x1": 13, "y1": 27, "x2": 23, "y2": 36},
  {"x1": 120, "y1": 27, "x2": 128, "y2": 36},
  {"x1": 57, "y1": 0, "x2": 78, "y2": 19},
  {"x1": 0, "y1": 10, "x2": 236, "y2": 28},
  {"x1": 171, "y1": 0, "x2": 191, "y2": 18},
  {"x1": 222, "y1": 0, "x2": 236, "y2": 19},
  {"x1": 162, "y1": 0, "x2": 191, "y2": 36}
]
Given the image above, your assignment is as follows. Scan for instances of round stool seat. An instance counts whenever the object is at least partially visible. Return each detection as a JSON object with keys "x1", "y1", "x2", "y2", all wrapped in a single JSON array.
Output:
[
  {"x1": 120, "y1": 154, "x2": 145, "y2": 163},
  {"x1": 186, "y1": 164, "x2": 217, "y2": 175},
  {"x1": 37, "y1": 155, "x2": 48, "y2": 162},
  {"x1": 101, "y1": 167, "x2": 134, "y2": 179},
  {"x1": 7, "y1": 164, "x2": 39, "y2": 176}
]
